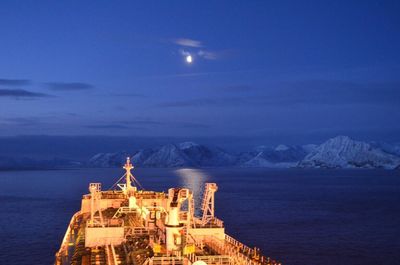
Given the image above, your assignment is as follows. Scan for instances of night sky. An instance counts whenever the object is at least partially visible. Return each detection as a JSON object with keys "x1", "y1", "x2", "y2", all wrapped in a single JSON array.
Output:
[{"x1": 1, "y1": 1, "x2": 400, "y2": 145}]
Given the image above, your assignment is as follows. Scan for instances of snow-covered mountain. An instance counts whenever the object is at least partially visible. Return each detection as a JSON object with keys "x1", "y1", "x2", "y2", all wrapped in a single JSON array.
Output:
[
  {"x1": 88, "y1": 151, "x2": 129, "y2": 168},
  {"x1": 1, "y1": 137, "x2": 398, "y2": 170},
  {"x1": 88, "y1": 142, "x2": 237, "y2": 168},
  {"x1": 299, "y1": 136, "x2": 400, "y2": 169},
  {"x1": 266, "y1": 145, "x2": 307, "y2": 163},
  {"x1": 86, "y1": 137, "x2": 400, "y2": 169},
  {"x1": 370, "y1": 142, "x2": 400, "y2": 157},
  {"x1": 131, "y1": 148, "x2": 155, "y2": 165},
  {"x1": 241, "y1": 144, "x2": 308, "y2": 168},
  {"x1": 142, "y1": 144, "x2": 195, "y2": 167},
  {"x1": 301, "y1": 144, "x2": 318, "y2": 153},
  {"x1": 242, "y1": 153, "x2": 298, "y2": 168},
  {"x1": 178, "y1": 142, "x2": 237, "y2": 167}
]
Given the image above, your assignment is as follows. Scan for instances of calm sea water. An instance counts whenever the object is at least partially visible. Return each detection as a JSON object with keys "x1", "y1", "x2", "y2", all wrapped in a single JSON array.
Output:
[{"x1": 0, "y1": 168, "x2": 399, "y2": 265}]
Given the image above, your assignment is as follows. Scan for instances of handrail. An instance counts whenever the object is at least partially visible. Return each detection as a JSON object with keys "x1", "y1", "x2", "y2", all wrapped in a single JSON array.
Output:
[
  {"x1": 203, "y1": 235, "x2": 280, "y2": 265},
  {"x1": 105, "y1": 245, "x2": 113, "y2": 265},
  {"x1": 225, "y1": 234, "x2": 253, "y2": 254},
  {"x1": 193, "y1": 255, "x2": 231, "y2": 265},
  {"x1": 56, "y1": 211, "x2": 81, "y2": 256},
  {"x1": 111, "y1": 244, "x2": 118, "y2": 265},
  {"x1": 149, "y1": 256, "x2": 186, "y2": 265}
]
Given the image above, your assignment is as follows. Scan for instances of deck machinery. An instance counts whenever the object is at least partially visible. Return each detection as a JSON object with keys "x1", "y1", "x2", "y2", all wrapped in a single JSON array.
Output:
[{"x1": 55, "y1": 158, "x2": 280, "y2": 265}]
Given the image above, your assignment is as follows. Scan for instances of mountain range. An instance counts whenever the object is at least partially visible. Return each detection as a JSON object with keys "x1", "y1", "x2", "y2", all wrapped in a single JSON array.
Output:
[
  {"x1": 0, "y1": 136, "x2": 399, "y2": 170},
  {"x1": 87, "y1": 136, "x2": 400, "y2": 170},
  {"x1": 90, "y1": 142, "x2": 238, "y2": 168}
]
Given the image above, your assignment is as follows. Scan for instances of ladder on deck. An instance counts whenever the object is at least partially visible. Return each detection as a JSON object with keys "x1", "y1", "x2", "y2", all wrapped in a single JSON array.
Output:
[{"x1": 201, "y1": 183, "x2": 218, "y2": 225}]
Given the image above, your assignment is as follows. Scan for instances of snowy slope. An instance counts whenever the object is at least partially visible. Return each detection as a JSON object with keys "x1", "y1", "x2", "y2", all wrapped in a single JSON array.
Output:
[
  {"x1": 302, "y1": 144, "x2": 318, "y2": 153},
  {"x1": 142, "y1": 144, "x2": 195, "y2": 167},
  {"x1": 131, "y1": 149, "x2": 154, "y2": 165},
  {"x1": 242, "y1": 152, "x2": 297, "y2": 168},
  {"x1": 86, "y1": 137, "x2": 400, "y2": 169},
  {"x1": 178, "y1": 142, "x2": 237, "y2": 167},
  {"x1": 241, "y1": 144, "x2": 308, "y2": 168},
  {"x1": 264, "y1": 145, "x2": 307, "y2": 163},
  {"x1": 299, "y1": 136, "x2": 400, "y2": 169},
  {"x1": 88, "y1": 151, "x2": 128, "y2": 167},
  {"x1": 87, "y1": 142, "x2": 236, "y2": 168},
  {"x1": 371, "y1": 142, "x2": 400, "y2": 157}
]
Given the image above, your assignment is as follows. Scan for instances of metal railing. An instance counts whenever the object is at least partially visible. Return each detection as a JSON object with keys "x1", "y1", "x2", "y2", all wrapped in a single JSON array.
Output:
[
  {"x1": 87, "y1": 218, "x2": 124, "y2": 228},
  {"x1": 56, "y1": 211, "x2": 81, "y2": 256},
  {"x1": 203, "y1": 235, "x2": 281, "y2": 265},
  {"x1": 192, "y1": 255, "x2": 231, "y2": 265},
  {"x1": 147, "y1": 256, "x2": 187, "y2": 265},
  {"x1": 125, "y1": 226, "x2": 150, "y2": 237}
]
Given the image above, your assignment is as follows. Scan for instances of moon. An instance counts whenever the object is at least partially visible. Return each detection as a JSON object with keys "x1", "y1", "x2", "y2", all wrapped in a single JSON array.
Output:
[{"x1": 186, "y1": 55, "x2": 193, "y2": 64}]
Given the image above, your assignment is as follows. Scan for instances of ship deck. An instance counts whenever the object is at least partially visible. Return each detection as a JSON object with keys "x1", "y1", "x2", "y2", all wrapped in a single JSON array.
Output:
[{"x1": 55, "y1": 159, "x2": 280, "y2": 265}]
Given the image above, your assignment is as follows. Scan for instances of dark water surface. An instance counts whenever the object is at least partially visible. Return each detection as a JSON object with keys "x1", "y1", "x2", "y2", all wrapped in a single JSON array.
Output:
[{"x1": 0, "y1": 168, "x2": 399, "y2": 265}]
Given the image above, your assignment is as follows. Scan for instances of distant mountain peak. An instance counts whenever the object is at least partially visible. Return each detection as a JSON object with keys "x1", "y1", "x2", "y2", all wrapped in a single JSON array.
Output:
[
  {"x1": 179, "y1": 141, "x2": 200, "y2": 150},
  {"x1": 143, "y1": 143, "x2": 195, "y2": 167},
  {"x1": 275, "y1": 144, "x2": 289, "y2": 151},
  {"x1": 299, "y1": 135, "x2": 400, "y2": 169},
  {"x1": 332, "y1": 135, "x2": 352, "y2": 141}
]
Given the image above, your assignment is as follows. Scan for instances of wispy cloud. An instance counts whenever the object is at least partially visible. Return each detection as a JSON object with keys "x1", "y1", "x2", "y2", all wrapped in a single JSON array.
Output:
[
  {"x1": 179, "y1": 49, "x2": 192, "y2": 57},
  {"x1": 220, "y1": 85, "x2": 254, "y2": 92},
  {"x1": 2, "y1": 117, "x2": 41, "y2": 126},
  {"x1": 130, "y1": 68, "x2": 267, "y2": 80},
  {"x1": 113, "y1": 119, "x2": 163, "y2": 126},
  {"x1": 179, "y1": 122, "x2": 210, "y2": 129},
  {"x1": 173, "y1": 37, "x2": 222, "y2": 61},
  {"x1": 109, "y1": 92, "x2": 145, "y2": 97},
  {"x1": 179, "y1": 49, "x2": 218, "y2": 61},
  {"x1": 46, "y1": 82, "x2": 94, "y2": 91},
  {"x1": 173, "y1": 38, "x2": 203, "y2": 48},
  {"x1": 197, "y1": 50, "x2": 218, "y2": 60},
  {"x1": 85, "y1": 124, "x2": 132, "y2": 130},
  {"x1": 159, "y1": 98, "x2": 218, "y2": 108},
  {"x1": 127, "y1": 120, "x2": 163, "y2": 125},
  {"x1": 0, "y1": 78, "x2": 31, "y2": 86},
  {"x1": 118, "y1": 119, "x2": 211, "y2": 130},
  {"x1": 0, "y1": 89, "x2": 50, "y2": 99},
  {"x1": 158, "y1": 97, "x2": 247, "y2": 108},
  {"x1": 179, "y1": 49, "x2": 221, "y2": 60},
  {"x1": 85, "y1": 119, "x2": 210, "y2": 131}
]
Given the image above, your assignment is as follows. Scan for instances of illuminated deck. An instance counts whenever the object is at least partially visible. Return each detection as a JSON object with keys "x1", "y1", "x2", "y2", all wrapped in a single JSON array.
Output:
[{"x1": 55, "y1": 158, "x2": 280, "y2": 265}]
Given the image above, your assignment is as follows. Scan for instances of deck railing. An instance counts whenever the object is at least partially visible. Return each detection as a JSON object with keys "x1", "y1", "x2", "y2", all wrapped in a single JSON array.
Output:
[
  {"x1": 147, "y1": 256, "x2": 188, "y2": 265},
  {"x1": 192, "y1": 255, "x2": 231, "y2": 265},
  {"x1": 56, "y1": 211, "x2": 81, "y2": 256},
  {"x1": 203, "y1": 235, "x2": 281, "y2": 265}
]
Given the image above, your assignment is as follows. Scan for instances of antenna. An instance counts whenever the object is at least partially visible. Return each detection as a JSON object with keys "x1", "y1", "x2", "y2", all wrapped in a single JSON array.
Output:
[
  {"x1": 109, "y1": 157, "x2": 144, "y2": 192},
  {"x1": 123, "y1": 157, "x2": 134, "y2": 191}
]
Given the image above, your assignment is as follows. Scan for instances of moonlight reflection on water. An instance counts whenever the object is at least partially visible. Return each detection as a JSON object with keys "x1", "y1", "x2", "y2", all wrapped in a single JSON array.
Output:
[{"x1": 175, "y1": 168, "x2": 209, "y2": 213}]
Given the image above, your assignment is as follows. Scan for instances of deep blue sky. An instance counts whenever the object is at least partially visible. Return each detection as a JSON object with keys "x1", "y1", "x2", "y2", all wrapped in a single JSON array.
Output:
[{"x1": 1, "y1": 0, "x2": 400, "y2": 145}]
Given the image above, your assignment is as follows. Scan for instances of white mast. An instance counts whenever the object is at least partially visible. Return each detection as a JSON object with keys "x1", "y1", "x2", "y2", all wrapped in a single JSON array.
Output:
[{"x1": 123, "y1": 157, "x2": 134, "y2": 192}]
